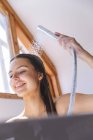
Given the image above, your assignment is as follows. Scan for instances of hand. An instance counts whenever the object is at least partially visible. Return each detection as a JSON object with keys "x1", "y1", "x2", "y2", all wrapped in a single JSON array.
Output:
[
  {"x1": 55, "y1": 32, "x2": 85, "y2": 57},
  {"x1": 55, "y1": 32, "x2": 93, "y2": 68}
]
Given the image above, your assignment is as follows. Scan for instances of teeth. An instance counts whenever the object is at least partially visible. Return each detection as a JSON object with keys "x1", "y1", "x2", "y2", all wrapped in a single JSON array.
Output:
[{"x1": 15, "y1": 83, "x2": 25, "y2": 88}]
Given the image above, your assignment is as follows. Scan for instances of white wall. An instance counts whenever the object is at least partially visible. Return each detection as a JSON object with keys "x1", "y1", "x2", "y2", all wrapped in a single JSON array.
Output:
[{"x1": 0, "y1": 98, "x2": 23, "y2": 122}]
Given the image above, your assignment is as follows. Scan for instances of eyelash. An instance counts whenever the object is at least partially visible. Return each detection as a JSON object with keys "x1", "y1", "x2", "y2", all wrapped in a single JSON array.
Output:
[
  {"x1": 9, "y1": 70, "x2": 26, "y2": 79},
  {"x1": 19, "y1": 70, "x2": 26, "y2": 74},
  {"x1": 9, "y1": 75, "x2": 13, "y2": 78}
]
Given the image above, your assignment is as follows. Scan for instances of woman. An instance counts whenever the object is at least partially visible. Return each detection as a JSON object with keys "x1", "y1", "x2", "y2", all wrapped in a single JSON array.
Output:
[
  {"x1": 8, "y1": 54, "x2": 56, "y2": 122},
  {"x1": 7, "y1": 33, "x2": 93, "y2": 122}
]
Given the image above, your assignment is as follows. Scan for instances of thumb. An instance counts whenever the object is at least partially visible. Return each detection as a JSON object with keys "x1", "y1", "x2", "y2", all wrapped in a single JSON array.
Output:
[{"x1": 55, "y1": 32, "x2": 62, "y2": 37}]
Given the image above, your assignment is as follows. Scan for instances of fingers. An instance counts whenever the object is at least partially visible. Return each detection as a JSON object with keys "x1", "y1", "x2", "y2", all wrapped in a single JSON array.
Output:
[
  {"x1": 55, "y1": 32, "x2": 65, "y2": 38},
  {"x1": 55, "y1": 32, "x2": 61, "y2": 37},
  {"x1": 55, "y1": 33, "x2": 76, "y2": 50},
  {"x1": 55, "y1": 32, "x2": 84, "y2": 57},
  {"x1": 55, "y1": 32, "x2": 76, "y2": 46}
]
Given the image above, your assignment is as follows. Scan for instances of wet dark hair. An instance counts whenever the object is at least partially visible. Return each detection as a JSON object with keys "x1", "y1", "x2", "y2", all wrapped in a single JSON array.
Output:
[{"x1": 10, "y1": 53, "x2": 57, "y2": 114}]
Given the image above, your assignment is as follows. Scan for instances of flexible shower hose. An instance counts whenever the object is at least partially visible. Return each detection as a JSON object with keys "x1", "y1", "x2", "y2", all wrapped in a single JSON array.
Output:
[{"x1": 67, "y1": 49, "x2": 77, "y2": 116}]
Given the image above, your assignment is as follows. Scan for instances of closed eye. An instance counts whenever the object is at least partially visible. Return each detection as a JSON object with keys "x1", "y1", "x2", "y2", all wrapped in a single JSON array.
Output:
[
  {"x1": 9, "y1": 70, "x2": 26, "y2": 79},
  {"x1": 9, "y1": 74, "x2": 13, "y2": 79},
  {"x1": 18, "y1": 70, "x2": 26, "y2": 74}
]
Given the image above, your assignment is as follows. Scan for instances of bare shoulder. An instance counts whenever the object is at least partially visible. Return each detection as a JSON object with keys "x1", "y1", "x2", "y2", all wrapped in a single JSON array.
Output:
[
  {"x1": 6, "y1": 116, "x2": 21, "y2": 123},
  {"x1": 6, "y1": 114, "x2": 27, "y2": 123}
]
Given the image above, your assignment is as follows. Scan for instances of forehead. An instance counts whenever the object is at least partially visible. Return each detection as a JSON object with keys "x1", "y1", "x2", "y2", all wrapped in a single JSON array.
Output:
[{"x1": 9, "y1": 58, "x2": 34, "y2": 71}]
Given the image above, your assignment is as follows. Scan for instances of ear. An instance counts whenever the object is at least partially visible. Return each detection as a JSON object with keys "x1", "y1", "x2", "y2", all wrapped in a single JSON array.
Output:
[{"x1": 38, "y1": 72, "x2": 43, "y2": 81}]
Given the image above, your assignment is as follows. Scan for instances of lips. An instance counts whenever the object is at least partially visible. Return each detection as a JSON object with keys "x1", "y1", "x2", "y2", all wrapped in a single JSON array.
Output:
[{"x1": 15, "y1": 82, "x2": 26, "y2": 91}]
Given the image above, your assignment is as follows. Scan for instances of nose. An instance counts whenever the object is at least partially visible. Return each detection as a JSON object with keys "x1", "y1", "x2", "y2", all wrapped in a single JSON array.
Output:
[
  {"x1": 10, "y1": 73, "x2": 20, "y2": 87},
  {"x1": 11, "y1": 73, "x2": 19, "y2": 82}
]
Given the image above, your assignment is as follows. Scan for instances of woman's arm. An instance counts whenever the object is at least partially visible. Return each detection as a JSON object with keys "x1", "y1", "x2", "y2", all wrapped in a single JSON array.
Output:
[
  {"x1": 55, "y1": 93, "x2": 93, "y2": 116},
  {"x1": 55, "y1": 32, "x2": 93, "y2": 68}
]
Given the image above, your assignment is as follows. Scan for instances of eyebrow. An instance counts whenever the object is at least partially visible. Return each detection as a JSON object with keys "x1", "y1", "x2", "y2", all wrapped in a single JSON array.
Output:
[{"x1": 8, "y1": 65, "x2": 28, "y2": 74}]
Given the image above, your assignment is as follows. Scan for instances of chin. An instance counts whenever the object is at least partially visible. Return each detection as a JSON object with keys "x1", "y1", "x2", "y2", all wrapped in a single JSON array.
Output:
[
  {"x1": 15, "y1": 87, "x2": 28, "y2": 97},
  {"x1": 16, "y1": 90, "x2": 27, "y2": 97},
  {"x1": 16, "y1": 93, "x2": 23, "y2": 97}
]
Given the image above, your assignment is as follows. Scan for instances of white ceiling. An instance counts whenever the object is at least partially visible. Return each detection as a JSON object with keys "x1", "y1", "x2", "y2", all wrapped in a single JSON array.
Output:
[{"x1": 8, "y1": 0, "x2": 93, "y2": 94}]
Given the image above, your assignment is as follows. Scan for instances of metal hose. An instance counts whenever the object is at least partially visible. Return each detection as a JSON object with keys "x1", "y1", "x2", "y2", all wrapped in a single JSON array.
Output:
[{"x1": 67, "y1": 49, "x2": 77, "y2": 116}]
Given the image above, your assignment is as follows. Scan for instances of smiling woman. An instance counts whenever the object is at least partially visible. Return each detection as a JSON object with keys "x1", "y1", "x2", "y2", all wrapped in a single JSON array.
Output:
[
  {"x1": 8, "y1": 33, "x2": 93, "y2": 122},
  {"x1": 7, "y1": 53, "x2": 57, "y2": 122},
  {"x1": 1, "y1": 0, "x2": 93, "y2": 122},
  {"x1": 7, "y1": 33, "x2": 93, "y2": 122}
]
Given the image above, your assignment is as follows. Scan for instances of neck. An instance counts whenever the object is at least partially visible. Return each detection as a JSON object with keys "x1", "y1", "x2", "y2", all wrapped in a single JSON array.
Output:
[{"x1": 22, "y1": 92, "x2": 47, "y2": 118}]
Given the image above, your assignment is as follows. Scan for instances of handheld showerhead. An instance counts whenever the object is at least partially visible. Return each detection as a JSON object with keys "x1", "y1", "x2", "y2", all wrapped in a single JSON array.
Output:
[{"x1": 37, "y1": 25, "x2": 59, "y2": 40}]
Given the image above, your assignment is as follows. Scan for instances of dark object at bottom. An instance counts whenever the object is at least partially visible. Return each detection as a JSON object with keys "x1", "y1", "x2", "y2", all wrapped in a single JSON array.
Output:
[{"x1": 0, "y1": 114, "x2": 93, "y2": 140}]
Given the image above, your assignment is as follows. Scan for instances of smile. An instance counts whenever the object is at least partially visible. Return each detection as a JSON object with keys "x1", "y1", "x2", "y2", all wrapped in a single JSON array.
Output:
[{"x1": 15, "y1": 83, "x2": 26, "y2": 91}]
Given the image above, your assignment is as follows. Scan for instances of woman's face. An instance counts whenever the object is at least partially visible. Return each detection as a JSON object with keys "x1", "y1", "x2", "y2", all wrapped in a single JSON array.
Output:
[{"x1": 9, "y1": 58, "x2": 43, "y2": 97}]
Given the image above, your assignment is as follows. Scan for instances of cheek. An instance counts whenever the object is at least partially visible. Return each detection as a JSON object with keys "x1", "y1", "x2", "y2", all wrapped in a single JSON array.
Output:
[
  {"x1": 27, "y1": 73, "x2": 39, "y2": 87},
  {"x1": 20, "y1": 73, "x2": 33, "y2": 82},
  {"x1": 9, "y1": 80, "x2": 15, "y2": 91}
]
